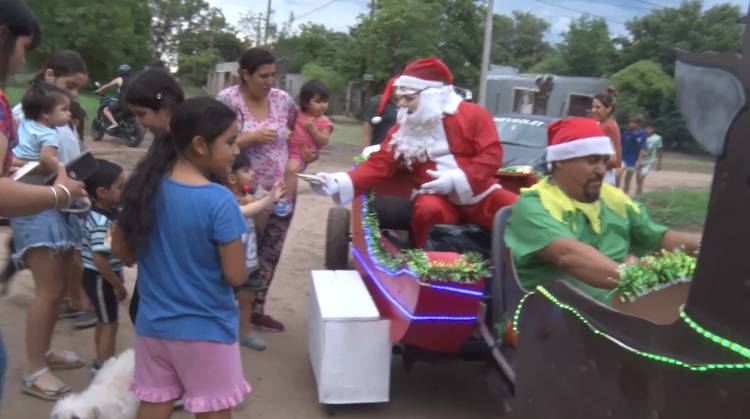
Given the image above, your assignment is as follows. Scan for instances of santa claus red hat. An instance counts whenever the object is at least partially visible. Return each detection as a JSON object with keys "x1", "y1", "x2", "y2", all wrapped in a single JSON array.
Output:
[
  {"x1": 393, "y1": 57, "x2": 454, "y2": 91},
  {"x1": 547, "y1": 117, "x2": 614, "y2": 162},
  {"x1": 371, "y1": 76, "x2": 398, "y2": 125}
]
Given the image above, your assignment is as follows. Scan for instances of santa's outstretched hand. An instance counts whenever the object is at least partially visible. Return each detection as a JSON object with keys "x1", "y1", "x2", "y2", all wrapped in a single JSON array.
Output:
[
  {"x1": 418, "y1": 170, "x2": 455, "y2": 195},
  {"x1": 310, "y1": 172, "x2": 339, "y2": 197}
]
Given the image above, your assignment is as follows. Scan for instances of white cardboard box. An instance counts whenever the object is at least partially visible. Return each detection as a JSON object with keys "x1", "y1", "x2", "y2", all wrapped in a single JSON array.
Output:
[{"x1": 308, "y1": 270, "x2": 391, "y2": 404}]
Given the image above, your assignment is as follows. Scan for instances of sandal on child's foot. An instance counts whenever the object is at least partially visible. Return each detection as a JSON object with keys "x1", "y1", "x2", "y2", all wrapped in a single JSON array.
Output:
[
  {"x1": 240, "y1": 334, "x2": 267, "y2": 351},
  {"x1": 46, "y1": 349, "x2": 85, "y2": 370},
  {"x1": 21, "y1": 367, "x2": 71, "y2": 401}
]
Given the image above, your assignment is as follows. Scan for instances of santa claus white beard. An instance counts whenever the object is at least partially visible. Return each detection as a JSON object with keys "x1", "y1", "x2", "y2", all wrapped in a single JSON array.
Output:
[{"x1": 388, "y1": 89, "x2": 448, "y2": 168}]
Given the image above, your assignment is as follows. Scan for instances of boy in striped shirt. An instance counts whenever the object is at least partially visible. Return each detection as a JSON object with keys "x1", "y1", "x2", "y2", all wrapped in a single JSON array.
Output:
[{"x1": 82, "y1": 159, "x2": 126, "y2": 371}]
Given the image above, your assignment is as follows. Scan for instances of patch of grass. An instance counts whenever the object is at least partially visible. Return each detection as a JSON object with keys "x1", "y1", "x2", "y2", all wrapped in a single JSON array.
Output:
[
  {"x1": 661, "y1": 152, "x2": 714, "y2": 175},
  {"x1": 329, "y1": 121, "x2": 363, "y2": 150},
  {"x1": 638, "y1": 188, "x2": 709, "y2": 229}
]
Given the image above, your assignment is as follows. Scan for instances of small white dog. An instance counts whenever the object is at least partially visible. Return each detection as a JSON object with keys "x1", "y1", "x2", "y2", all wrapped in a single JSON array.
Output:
[{"x1": 50, "y1": 349, "x2": 138, "y2": 419}]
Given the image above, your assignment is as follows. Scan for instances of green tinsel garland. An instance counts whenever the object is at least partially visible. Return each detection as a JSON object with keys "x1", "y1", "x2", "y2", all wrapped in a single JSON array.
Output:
[
  {"x1": 404, "y1": 249, "x2": 489, "y2": 283},
  {"x1": 360, "y1": 193, "x2": 487, "y2": 284},
  {"x1": 353, "y1": 154, "x2": 367, "y2": 165},
  {"x1": 615, "y1": 249, "x2": 697, "y2": 302},
  {"x1": 497, "y1": 165, "x2": 534, "y2": 174}
]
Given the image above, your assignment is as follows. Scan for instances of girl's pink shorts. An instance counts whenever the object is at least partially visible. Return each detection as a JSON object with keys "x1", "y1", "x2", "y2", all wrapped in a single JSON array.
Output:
[{"x1": 129, "y1": 335, "x2": 251, "y2": 413}]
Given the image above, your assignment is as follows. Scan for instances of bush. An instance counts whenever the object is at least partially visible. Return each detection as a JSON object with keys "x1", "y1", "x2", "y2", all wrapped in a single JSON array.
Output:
[{"x1": 301, "y1": 63, "x2": 347, "y2": 95}]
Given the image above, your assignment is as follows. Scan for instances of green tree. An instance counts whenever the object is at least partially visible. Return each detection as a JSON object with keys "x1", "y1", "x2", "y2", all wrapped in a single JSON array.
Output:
[
  {"x1": 176, "y1": 8, "x2": 246, "y2": 85},
  {"x1": 239, "y1": 10, "x2": 279, "y2": 47},
  {"x1": 26, "y1": 0, "x2": 153, "y2": 82},
  {"x1": 611, "y1": 60, "x2": 694, "y2": 150},
  {"x1": 353, "y1": 0, "x2": 443, "y2": 84},
  {"x1": 611, "y1": 60, "x2": 674, "y2": 118},
  {"x1": 492, "y1": 11, "x2": 551, "y2": 71},
  {"x1": 274, "y1": 24, "x2": 351, "y2": 74},
  {"x1": 618, "y1": 0, "x2": 743, "y2": 74},
  {"x1": 529, "y1": 49, "x2": 567, "y2": 74},
  {"x1": 435, "y1": 0, "x2": 484, "y2": 88},
  {"x1": 557, "y1": 16, "x2": 616, "y2": 77},
  {"x1": 149, "y1": 0, "x2": 211, "y2": 66}
]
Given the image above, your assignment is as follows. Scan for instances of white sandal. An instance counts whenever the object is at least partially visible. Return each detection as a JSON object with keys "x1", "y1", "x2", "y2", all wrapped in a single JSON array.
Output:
[{"x1": 21, "y1": 367, "x2": 70, "y2": 401}]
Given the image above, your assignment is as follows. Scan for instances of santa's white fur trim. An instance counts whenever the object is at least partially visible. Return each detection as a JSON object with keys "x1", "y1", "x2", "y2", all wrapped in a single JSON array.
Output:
[
  {"x1": 331, "y1": 172, "x2": 354, "y2": 206},
  {"x1": 446, "y1": 168, "x2": 473, "y2": 203},
  {"x1": 394, "y1": 75, "x2": 445, "y2": 90},
  {"x1": 361, "y1": 144, "x2": 381, "y2": 159},
  {"x1": 546, "y1": 136, "x2": 614, "y2": 162}
]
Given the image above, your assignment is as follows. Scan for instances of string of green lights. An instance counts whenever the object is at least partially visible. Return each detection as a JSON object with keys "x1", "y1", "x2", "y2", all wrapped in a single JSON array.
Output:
[{"x1": 512, "y1": 286, "x2": 750, "y2": 372}]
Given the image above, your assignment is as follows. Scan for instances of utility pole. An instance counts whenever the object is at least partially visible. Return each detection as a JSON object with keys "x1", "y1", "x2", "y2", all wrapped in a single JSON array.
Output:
[
  {"x1": 478, "y1": 0, "x2": 495, "y2": 107},
  {"x1": 264, "y1": 0, "x2": 272, "y2": 45}
]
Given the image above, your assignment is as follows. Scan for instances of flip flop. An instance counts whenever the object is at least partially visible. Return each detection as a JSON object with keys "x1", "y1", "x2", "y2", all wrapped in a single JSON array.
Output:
[
  {"x1": 21, "y1": 367, "x2": 71, "y2": 401},
  {"x1": 46, "y1": 349, "x2": 85, "y2": 370}
]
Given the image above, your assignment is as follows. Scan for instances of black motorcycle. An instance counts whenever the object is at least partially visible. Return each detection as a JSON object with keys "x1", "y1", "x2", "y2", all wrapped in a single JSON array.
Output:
[{"x1": 91, "y1": 84, "x2": 145, "y2": 148}]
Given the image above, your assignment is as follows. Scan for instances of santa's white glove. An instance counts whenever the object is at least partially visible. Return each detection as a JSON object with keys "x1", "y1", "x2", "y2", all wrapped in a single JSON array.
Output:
[
  {"x1": 418, "y1": 170, "x2": 455, "y2": 195},
  {"x1": 311, "y1": 172, "x2": 339, "y2": 196}
]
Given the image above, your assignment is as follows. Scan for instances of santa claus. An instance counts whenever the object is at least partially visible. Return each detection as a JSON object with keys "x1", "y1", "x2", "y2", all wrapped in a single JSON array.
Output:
[{"x1": 313, "y1": 57, "x2": 518, "y2": 247}]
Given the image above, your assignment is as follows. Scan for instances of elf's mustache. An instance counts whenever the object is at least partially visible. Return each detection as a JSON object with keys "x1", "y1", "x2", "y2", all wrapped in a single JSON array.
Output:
[{"x1": 585, "y1": 174, "x2": 604, "y2": 185}]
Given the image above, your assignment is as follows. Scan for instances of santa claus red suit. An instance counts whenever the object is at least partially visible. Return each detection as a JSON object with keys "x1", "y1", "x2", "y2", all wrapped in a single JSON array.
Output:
[{"x1": 314, "y1": 58, "x2": 518, "y2": 247}]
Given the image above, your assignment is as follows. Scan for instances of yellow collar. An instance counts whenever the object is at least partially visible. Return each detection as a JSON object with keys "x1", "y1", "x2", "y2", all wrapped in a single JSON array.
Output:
[{"x1": 524, "y1": 178, "x2": 639, "y2": 234}]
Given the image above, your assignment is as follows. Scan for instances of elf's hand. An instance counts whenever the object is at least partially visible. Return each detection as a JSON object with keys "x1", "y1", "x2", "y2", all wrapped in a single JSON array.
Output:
[{"x1": 418, "y1": 170, "x2": 454, "y2": 195}]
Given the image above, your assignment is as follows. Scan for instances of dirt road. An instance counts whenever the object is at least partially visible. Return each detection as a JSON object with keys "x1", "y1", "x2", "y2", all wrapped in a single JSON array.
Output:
[{"x1": 0, "y1": 135, "x2": 712, "y2": 419}]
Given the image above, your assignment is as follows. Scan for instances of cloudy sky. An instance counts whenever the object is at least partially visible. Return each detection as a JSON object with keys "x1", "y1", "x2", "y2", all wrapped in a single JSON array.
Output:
[{"x1": 211, "y1": 0, "x2": 749, "y2": 40}]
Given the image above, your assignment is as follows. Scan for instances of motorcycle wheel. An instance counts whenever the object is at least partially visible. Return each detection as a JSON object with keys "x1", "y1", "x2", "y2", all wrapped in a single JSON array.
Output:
[
  {"x1": 91, "y1": 118, "x2": 105, "y2": 141},
  {"x1": 125, "y1": 120, "x2": 146, "y2": 148}
]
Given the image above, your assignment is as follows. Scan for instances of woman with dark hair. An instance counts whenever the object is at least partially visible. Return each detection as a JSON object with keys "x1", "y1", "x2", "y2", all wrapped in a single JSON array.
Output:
[
  {"x1": 0, "y1": 0, "x2": 86, "y2": 401},
  {"x1": 9, "y1": 49, "x2": 93, "y2": 328},
  {"x1": 591, "y1": 87, "x2": 620, "y2": 185},
  {"x1": 124, "y1": 68, "x2": 185, "y2": 325},
  {"x1": 217, "y1": 48, "x2": 315, "y2": 333}
]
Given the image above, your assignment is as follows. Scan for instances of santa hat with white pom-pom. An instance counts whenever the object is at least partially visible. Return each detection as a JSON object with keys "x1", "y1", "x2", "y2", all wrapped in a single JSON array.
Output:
[{"x1": 370, "y1": 76, "x2": 398, "y2": 125}]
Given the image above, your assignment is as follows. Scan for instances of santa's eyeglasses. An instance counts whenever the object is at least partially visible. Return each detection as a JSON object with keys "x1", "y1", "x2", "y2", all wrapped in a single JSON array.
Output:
[{"x1": 395, "y1": 87, "x2": 431, "y2": 103}]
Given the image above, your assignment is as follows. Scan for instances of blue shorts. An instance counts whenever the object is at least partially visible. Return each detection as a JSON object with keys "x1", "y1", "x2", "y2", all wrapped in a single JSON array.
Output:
[{"x1": 9, "y1": 209, "x2": 82, "y2": 264}]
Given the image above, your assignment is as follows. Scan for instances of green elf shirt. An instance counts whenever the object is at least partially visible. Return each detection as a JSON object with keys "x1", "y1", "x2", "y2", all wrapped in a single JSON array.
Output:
[{"x1": 504, "y1": 178, "x2": 668, "y2": 304}]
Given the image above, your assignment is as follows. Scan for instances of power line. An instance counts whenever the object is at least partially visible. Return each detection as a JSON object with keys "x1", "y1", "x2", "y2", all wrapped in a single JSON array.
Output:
[
  {"x1": 294, "y1": 0, "x2": 339, "y2": 21},
  {"x1": 533, "y1": 0, "x2": 627, "y2": 25},
  {"x1": 565, "y1": 0, "x2": 650, "y2": 12},
  {"x1": 634, "y1": 0, "x2": 674, "y2": 8}
]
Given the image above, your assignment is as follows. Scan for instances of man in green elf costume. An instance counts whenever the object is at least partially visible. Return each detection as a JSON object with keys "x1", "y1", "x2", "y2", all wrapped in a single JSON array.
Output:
[{"x1": 504, "y1": 117, "x2": 699, "y2": 305}]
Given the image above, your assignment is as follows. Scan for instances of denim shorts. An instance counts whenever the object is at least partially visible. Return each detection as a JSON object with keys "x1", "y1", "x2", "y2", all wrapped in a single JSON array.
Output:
[{"x1": 9, "y1": 209, "x2": 82, "y2": 264}]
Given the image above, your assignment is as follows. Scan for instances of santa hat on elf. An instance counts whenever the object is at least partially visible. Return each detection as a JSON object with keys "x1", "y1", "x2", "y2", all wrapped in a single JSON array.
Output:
[
  {"x1": 393, "y1": 57, "x2": 454, "y2": 94},
  {"x1": 370, "y1": 76, "x2": 398, "y2": 125},
  {"x1": 546, "y1": 118, "x2": 614, "y2": 162}
]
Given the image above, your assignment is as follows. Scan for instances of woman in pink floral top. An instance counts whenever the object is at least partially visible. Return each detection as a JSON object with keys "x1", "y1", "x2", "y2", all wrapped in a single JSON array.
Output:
[{"x1": 217, "y1": 48, "x2": 313, "y2": 333}]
